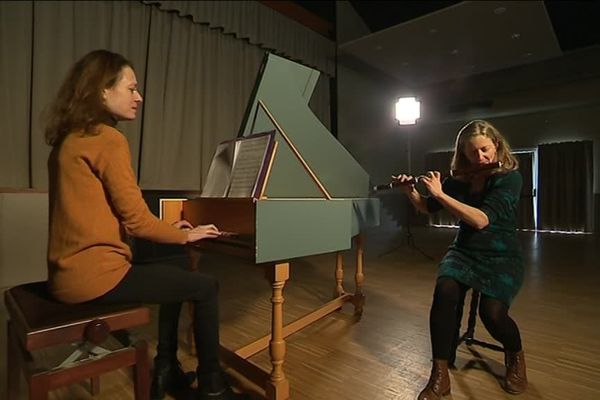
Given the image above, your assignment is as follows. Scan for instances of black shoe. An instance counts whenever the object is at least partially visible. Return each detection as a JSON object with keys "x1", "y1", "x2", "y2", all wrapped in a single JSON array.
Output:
[
  {"x1": 196, "y1": 370, "x2": 251, "y2": 400},
  {"x1": 151, "y1": 360, "x2": 196, "y2": 400}
]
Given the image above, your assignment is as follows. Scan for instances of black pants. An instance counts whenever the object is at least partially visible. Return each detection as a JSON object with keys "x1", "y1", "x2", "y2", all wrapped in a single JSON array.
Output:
[
  {"x1": 430, "y1": 277, "x2": 523, "y2": 360},
  {"x1": 91, "y1": 262, "x2": 220, "y2": 374}
]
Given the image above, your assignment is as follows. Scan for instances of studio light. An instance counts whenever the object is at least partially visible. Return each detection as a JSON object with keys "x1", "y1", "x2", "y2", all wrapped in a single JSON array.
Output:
[
  {"x1": 395, "y1": 97, "x2": 421, "y2": 125},
  {"x1": 388, "y1": 96, "x2": 431, "y2": 259}
]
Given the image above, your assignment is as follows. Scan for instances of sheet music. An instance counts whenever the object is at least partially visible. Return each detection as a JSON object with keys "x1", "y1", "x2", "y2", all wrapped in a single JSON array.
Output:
[
  {"x1": 227, "y1": 135, "x2": 271, "y2": 197},
  {"x1": 201, "y1": 141, "x2": 235, "y2": 197}
]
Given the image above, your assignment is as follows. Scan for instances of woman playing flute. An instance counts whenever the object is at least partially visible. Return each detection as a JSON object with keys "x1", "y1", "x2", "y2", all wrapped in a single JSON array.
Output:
[{"x1": 394, "y1": 120, "x2": 527, "y2": 399}]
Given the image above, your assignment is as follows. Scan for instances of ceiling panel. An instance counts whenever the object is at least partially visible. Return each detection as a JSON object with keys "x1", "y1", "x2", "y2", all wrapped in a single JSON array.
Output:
[{"x1": 339, "y1": 1, "x2": 562, "y2": 86}]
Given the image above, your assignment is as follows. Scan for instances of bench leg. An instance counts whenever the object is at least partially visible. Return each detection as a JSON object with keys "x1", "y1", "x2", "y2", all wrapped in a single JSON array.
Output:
[
  {"x1": 29, "y1": 373, "x2": 49, "y2": 400},
  {"x1": 90, "y1": 376, "x2": 101, "y2": 395},
  {"x1": 7, "y1": 320, "x2": 21, "y2": 400},
  {"x1": 133, "y1": 340, "x2": 150, "y2": 400}
]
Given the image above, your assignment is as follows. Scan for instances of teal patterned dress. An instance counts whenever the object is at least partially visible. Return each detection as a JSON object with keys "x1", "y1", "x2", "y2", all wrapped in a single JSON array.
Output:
[{"x1": 427, "y1": 170, "x2": 524, "y2": 306}]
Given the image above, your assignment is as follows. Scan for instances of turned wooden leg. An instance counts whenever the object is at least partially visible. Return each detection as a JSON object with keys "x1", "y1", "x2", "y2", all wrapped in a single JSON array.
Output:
[
  {"x1": 264, "y1": 263, "x2": 290, "y2": 400},
  {"x1": 353, "y1": 234, "x2": 366, "y2": 316},
  {"x1": 334, "y1": 252, "x2": 345, "y2": 298}
]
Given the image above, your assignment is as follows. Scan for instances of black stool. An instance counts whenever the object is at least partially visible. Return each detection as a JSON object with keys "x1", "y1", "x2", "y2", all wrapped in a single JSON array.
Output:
[
  {"x1": 4, "y1": 281, "x2": 151, "y2": 399},
  {"x1": 450, "y1": 289, "x2": 504, "y2": 366}
]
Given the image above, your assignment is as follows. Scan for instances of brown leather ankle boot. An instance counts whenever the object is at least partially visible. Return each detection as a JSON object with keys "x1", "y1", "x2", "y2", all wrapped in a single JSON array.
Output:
[
  {"x1": 504, "y1": 350, "x2": 528, "y2": 394},
  {"x1": 417, "y1": 359, "x2": 451, "y2": 400}
]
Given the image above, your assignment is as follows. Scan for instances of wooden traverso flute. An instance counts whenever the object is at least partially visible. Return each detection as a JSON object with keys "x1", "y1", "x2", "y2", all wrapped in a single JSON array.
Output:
[{"x1": 372, "y1": 161, "x2": 503, "y2": 192}]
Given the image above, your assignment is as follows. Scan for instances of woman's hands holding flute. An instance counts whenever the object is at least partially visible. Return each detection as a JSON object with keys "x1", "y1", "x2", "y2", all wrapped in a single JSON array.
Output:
[
  {"x1": 391, "y1": 174, "x2": 417, "y2": 195},
  {"x1": 391, "y1": 170, "x2": 444, "y2": 198},
  {"x1": 418, "y1": 171, "x2": 443, "y2": 198}
]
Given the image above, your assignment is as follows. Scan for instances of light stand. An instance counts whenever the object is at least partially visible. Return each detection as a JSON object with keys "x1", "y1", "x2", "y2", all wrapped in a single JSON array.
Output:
[{"x1": 390, "y1": 97, "x2": 433, "y2": 260}]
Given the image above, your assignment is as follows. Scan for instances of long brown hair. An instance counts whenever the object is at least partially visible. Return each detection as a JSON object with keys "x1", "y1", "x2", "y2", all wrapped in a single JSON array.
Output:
[
  {"x1": 450, "y1": 120, "x2": 518, "y2": 173},
  {"x1": 44, "y1": 49, "x2": 133, "y2": 146}
]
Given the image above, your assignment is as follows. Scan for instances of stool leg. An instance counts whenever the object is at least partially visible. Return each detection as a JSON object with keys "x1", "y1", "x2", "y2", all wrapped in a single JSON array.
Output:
[
  {"x1": 464, "y1": 290, "x2": 480, "y2": 341},
  {"x1": 133, "y1": 340, "x2": 150, "y2": 400},
  {"x1": 450, "y1": 290, "x2": 478, "y2": 366},
  {"x1": 6, "y1": 320, "x2": 20, "y2": 400}
]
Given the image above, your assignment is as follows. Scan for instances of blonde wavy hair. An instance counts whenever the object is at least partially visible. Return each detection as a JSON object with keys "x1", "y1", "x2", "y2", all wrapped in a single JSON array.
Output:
[{"x1": 450, "y1": 120, "x2": 518, "y2": 175}]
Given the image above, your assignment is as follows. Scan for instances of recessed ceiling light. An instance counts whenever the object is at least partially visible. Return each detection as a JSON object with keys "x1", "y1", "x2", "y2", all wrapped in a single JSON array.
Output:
[
  {"x1": 494, "y1": 7, "x2": 507, "y2": 15},
  {"x1": 511, "y1": 33, "x2": 521, "y2": 40}
]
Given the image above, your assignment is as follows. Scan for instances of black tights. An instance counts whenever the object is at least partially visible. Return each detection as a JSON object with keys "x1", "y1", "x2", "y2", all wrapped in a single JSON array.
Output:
[
  {"x1": 430, "y1": 277, "x2": 522, "y2": 360},
  {"x1": 90, "y1": 262, "x2": 220, "y2": 374}
]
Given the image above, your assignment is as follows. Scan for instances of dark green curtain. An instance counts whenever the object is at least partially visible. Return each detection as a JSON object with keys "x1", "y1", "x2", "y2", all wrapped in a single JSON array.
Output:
[
  {"x1": 537, "y1": 141, "x2": 594, "y2": 232},
  {"x1": 514, "y1": 152, "x2": 535, "y2": 230}
]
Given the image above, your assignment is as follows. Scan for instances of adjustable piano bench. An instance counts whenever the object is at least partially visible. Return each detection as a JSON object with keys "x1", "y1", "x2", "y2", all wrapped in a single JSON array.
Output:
[{"x1": 4, "y1": 281, "x2": 151, "y2": 399}]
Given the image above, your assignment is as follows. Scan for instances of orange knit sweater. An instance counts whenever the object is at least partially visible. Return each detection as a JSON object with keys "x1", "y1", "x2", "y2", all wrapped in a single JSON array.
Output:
[{"x1": 47, "y1": 124, "x2": 188, "y2": 303}]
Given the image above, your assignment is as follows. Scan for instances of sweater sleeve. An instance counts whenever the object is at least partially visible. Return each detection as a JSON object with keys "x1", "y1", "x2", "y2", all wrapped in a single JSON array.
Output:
[
  {"x1": 93, "y1": 128, "x2": 188, "y2": 244},
  {"x1": 480, "y1": 171, "x2": 523, "y2": 225},
  {"x1": 426, "y1": 177, "x2": 468, "y2": 213}
]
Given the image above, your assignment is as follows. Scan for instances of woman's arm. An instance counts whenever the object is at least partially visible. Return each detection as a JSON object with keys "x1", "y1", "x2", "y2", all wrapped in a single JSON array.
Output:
[
  {"x1": 430, "y1": 191, "x2": 489, "y2": 229},
  {"x1": 406, "y1": 186, "x2": 430, "y2": 214},
  {"x1": 420, "y1": 171, "x2": 489, "y2": 230},
  {"x1": 392, "y1": 174, "x2": 430, "y2": 214},
  {"x1": 95, "y1": 129, "x2": 189, "y2": 244}
]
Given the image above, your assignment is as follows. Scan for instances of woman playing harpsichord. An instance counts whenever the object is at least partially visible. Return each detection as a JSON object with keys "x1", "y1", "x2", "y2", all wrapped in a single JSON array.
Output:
[
  {"x1": 45, "y1": 49, "x2": 248, "y2": 400},
  {"x1": 393, "y1": 120, "x2": 527, "y2": 399}
]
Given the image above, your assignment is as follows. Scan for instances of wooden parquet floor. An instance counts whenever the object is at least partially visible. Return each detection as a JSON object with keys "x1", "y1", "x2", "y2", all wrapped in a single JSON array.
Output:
[{"x1": 2, "y1": 226, "x2": 599, "y2": 399}]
